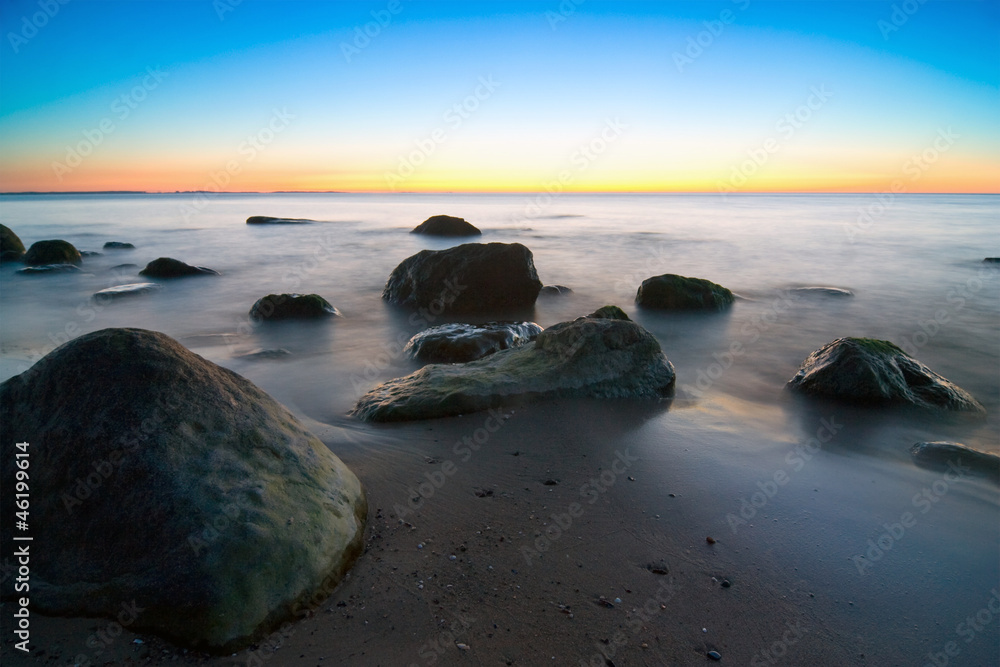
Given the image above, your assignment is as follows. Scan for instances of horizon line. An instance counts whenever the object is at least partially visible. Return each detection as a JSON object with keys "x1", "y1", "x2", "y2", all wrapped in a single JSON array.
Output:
[{"x1": 2, "y1": 190, "x2": 998, "y2": 196}]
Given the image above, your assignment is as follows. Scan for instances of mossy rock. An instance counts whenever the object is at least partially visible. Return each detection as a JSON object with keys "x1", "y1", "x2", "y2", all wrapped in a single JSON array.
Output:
[
  {"x1": 23, "y1": 239, "x2": 82, "y2": 266},
  {"x1": 635, "y1": 274, "x2": 734, "y2": 310},
  {"x1": 0, "y1": 224, "x2": 25, "y2": 262},
  {"x1": 249, "y1": 294, "x2": 341, "y2": 320},
  {"x1": 140, "y1": 257, "x2": 219, "y2": 278},
  {"x1": 411, "y1": 215, "x2": 481, "y2": 237}
]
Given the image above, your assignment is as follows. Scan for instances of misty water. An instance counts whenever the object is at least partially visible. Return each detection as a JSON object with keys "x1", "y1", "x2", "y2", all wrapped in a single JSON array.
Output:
[{"x1": 1, "y1": 192, "x2": 997, "y2": 663}]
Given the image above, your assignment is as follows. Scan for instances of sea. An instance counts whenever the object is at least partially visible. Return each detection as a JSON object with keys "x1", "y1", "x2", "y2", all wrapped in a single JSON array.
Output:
[{"x1": 1, "y1": 192, "x2": 998, "y2": 663}]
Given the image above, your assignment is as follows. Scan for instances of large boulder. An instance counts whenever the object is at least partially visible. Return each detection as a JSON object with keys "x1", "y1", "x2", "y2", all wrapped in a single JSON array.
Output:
[
  {"x1": 910, "y1": 442, "x2": 999, "y2": 482},
  {"x1": 104, "y1": 241, "x2": 136, "y2": 250},
  {"x1": 246, "y1": 216, "x2": 314, "y2": 225},
  {"x1": 786, "y1": 337, "x2": 984, "y2": 412},
  {"x1": 1, "y1": 224, "x2": 25, "y2": 262},
  {"x1": 383, "y1": 242, "x2": 542, "y2": 314},
  {"x1": 405, "y1": 321, "x2": 542, "y2": 363},
  {"x1": 0, "y1": 328, "x2": 366, "y2": 652},
  {"x1": 635, "y1": 274, "x2": 734, "y2": 310},
  {"x1": 411, "y1": 215, "x2": 481, "y2": 237},
  {"x1": 140, "y1": 257, "x2": 219, "y2": 278},
  {"x1": 249, "y1": 294, "x2": 341, "y2": 320},
  {"x1": 23, "y1": 239, "x2": 82, "y2": 266},
  {"x1": 353, "y1": 307, "x2": 674, "y2": 422}
]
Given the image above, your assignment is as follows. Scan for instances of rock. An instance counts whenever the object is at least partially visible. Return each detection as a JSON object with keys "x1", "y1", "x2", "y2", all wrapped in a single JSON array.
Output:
[
  {"x1": 791, "y1": 286, "x2": 854, "y2": 297},
  {"x1": 0, "y1": 328, "x2": 366, "y2": 652},
  {"x1": 708, "y1": 650, "x2": 722, "y2": 661},
  {"x1": 410, "y1": 215, "x2": 481, "y2": 237},
  {"x1": 236, "y1": 348, "x2": 292, "y2": 360},
  {"x1": 104, "y1": 241, "x2": 136, "y2": 250},
  {"x1": 139, "y1": 257, "x2": 219, "y2": 278},
  {"x1": 109, "y1": 263, "x2": 139, "y2": 272},
  {"x1": 786, "y1": 337, "x2": 984, "y2": 412},
  {"x1": 983, "y1": 258, "x2": 999, "y2": 263},
  {"x1": 539, "y1": 285, "x2": 573, "y2": 296},
  {"x1": 249, "y1": 294, "x2": 341, "y2": 320},
  {"x1": 404, "y1": 322, "x2": 543, "y2": 363},
  {"x1": 16, "y1": 264, "x2": 82, "y2": 275},
  {"x1": 81, "y1": 250, "x2": 103, "y2": 257},
  {"x1": 23, "y1": 239, "x2": 82, "y2": 266},
  {"x1": 589, "y1": 305, "x2": 630, "y2": 320},
  {"x1": 246, "y1": 216, "x2": 314, "y2": 225},
  {"x1": 383, "y1": 242, "x2": 542, "y2": 314},
  {"x1": 0, "y1": 224, "x2": 25, "y2": 262},
  {"x1": 93, "y1": 283, "x2": 162, "y2": 299},
  {"x1": 353, "y1": 307, "x2": 675, "y2": 422},
  {"x1": 635, "y1": 274, "x2": 734, "y2": 310},
  {"x1": 910, "y1": 442, "x2": 999, "y2": 482}
]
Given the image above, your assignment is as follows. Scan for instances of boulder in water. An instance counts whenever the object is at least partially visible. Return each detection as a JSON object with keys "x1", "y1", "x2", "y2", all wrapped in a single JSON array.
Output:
[
  {"x1": 140, "y1": 257, "x2": 219, "y2": 278},
  {"x1": 636, "y1": 274, "x2": 734, "y2": 310},
  {"x1": 0, "y1": 328, "x2": 366, "y2": 652},
  {"x1": 411, "y1": 215, "x2": 481, "y2": 237},
  {"x1": 246, "y1": 216, "x2": 315, "y2": 225},
  {"x1": 1, "y1": 224, "x2": 25, "y2": 262},
  {"x1": 382, "y1": 242, "x2": 542, "y2": 314},
  {"x1": 540, "y1": 285, "x2": 573, "y2": 296},
  {"x1": 16, "y1": 264, "x2": 82, "y2": 275},
  {"x1": 104, "y1": 241, "x2": 136, "y2": 250},
  {"x1": 786, "y1": 337, "x2": 984, "y2": 412},
  {"x1": 249, "y1": 294, "x2": 341, "y2": 320},
  {"x1": 353, "y1": 307, "x2": 674, "y2": 422},
  {"x1": 23, "y1": 239, "x2": 82, "y2": 266},
  {"x1": 910, "y1": 441, "x2": 999, "y2": 482},
  {"x1": 405, "y1": 321, "x2": 543, "y2": 363},
  {"x1": 94, "y1": 283, "x2": 162, "y2": 299}
]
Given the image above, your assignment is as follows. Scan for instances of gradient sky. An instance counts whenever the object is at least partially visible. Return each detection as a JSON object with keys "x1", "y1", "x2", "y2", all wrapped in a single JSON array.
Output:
[{"x1": 0, "y1": 0, "x2": 997, "y2": 193}]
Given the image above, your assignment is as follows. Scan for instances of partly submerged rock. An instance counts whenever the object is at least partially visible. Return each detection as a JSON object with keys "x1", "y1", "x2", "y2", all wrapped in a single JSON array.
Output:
[
  {"x1": 1, "y1": 224, "x2": 25, "y2": 262},
  {"x1": 0, "y1": 328, "x2": 366, "y2": 652},
  {"x1": 405, "y1": 321, "x2": 543, "y2": 363},
  {"x1": 246, "y1": 216, "x2": 315, "y2": 225},
  {"x1": 411, "y1": 215, "x2": 481, "y2": 237},
  {"x1": 81, "y1": 250, "x2": 102, "y2": 257},
  {"x1": 910, "y1": 441, "x2": 999, "y2": 482},
  {"x1": 16, "y1": 263, "x2": 82, "y2": 275},
  {"x1": 94, "y1": 283, "x2": 162, "y2": 300},
  {"x1": 23, "y1": 239, "x2": 82, "y2": 266},
  {"x1": 236, "y1": 348, "x2": 292, "y2": 360},
  {"x1": 786, "y1": 337, "x2": 984, "y2": 412},
  {"x1": 383, "y1": 242, "x2": 542, "y2": 314},
  {"x1": 140, "y1": 257, "x2": 219, "y2": 278},
  {"x1": 103, "y1": 241, "x2": 136, "y2": 250},
  {"x1": 249, "y1": 294, "x2": 341, "y2": 320},
  {"x1": 353, "y1": 307, "x2": 674, "y2": 422},
  {"x1": 791, "y1": 286, "x2": 854, "y2": 297},
  {"x1": 109, "y1": 263, "x2": 139, "y2": 272},
  {"x1": 540, "y1": 285, "x2": 573, "y2": 296},
  {"x1": 983, "y1": 258, "x2": 999, "y2": 264},
  {"x1": 636, "y1": 274, "x2": 734, "y2": 310}
]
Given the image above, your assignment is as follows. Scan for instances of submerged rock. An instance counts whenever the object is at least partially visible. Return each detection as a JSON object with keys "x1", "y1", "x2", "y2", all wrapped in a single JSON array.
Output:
[
  {"x1": 23, "y1": 239, "x2": 82, "y2": 266},
  {"x1": 0, "y1": 328, "x2": 366, "y2": 652},
  {"x1": 16, "y1": 263, "x2": 82, "y2": 275},
  {"x1": 109, "y1": 263, "x2": 139, "y2": 272},
  {"x1": 140, "y1": 257, "x2": 219, "y2": 278},
  {"x1": 791, "y1": 286, "x2": 854, "y2": 297},
  {"x1": 249, "y1": 294, "x2": 341, "y2": 320},
  {"x1": 236, "y1": 348, "x2": 292, "y2": 360},
  {"x1": 540, "y1": 285, "x2": 573, "y2": 296},
  {"x1": 246, "y1": 216, "x2": 315, "y2": 225},
  {"x1": 636, "y1": 274, "x2": 734, "y2": 310},
  {"x1": 1, "y1": 224, "x2": 25, "y2": 262},
  {"x1": 787, "y1": 337, "x2": 984, "y2": 412},
  {"x1": 94, "y1": 283, "x2": 162, "y2": 299},
  {"x1": 910, "y1": 441, "x2": 999, "y2": 482},
  {"x1": 411, "y1": 215, "x2": 481, "y2": 237},
  {"x1": 405, "y1": 321, "x2": 543, "y2": 363},
  {"x1": 104, "y1": 241, "x2": 136, "y2": 250},
  {"x1": 983, "y1": 258, "x2": 999, "y2": 264},
  {"x1": 353, "y1": 307, "x2": 674, "y2": 422},
  {"x1": 383, "y1": 242, "x2": 542, "y2": 314}
]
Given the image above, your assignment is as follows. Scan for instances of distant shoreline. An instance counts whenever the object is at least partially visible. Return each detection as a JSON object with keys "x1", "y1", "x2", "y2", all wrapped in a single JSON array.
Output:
[{"x1": 1, "y1": 190, "x2": 996, "y2": 196}]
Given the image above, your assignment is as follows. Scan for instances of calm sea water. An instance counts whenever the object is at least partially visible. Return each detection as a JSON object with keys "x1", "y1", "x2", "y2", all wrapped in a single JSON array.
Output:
[{"x1": 2, "y1": 192, "x2": 998, "y2": 663}]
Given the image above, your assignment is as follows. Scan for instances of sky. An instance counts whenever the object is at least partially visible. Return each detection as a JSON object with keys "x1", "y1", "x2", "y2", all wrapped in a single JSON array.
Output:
[{"x1": 0, "y1": 0, "x2": 997, "y2": 193}]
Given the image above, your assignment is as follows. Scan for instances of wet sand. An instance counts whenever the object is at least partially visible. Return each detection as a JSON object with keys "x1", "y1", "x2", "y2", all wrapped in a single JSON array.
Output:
[{"x1": 3, "y1": 394, "x2": 997, "y2": 666}]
